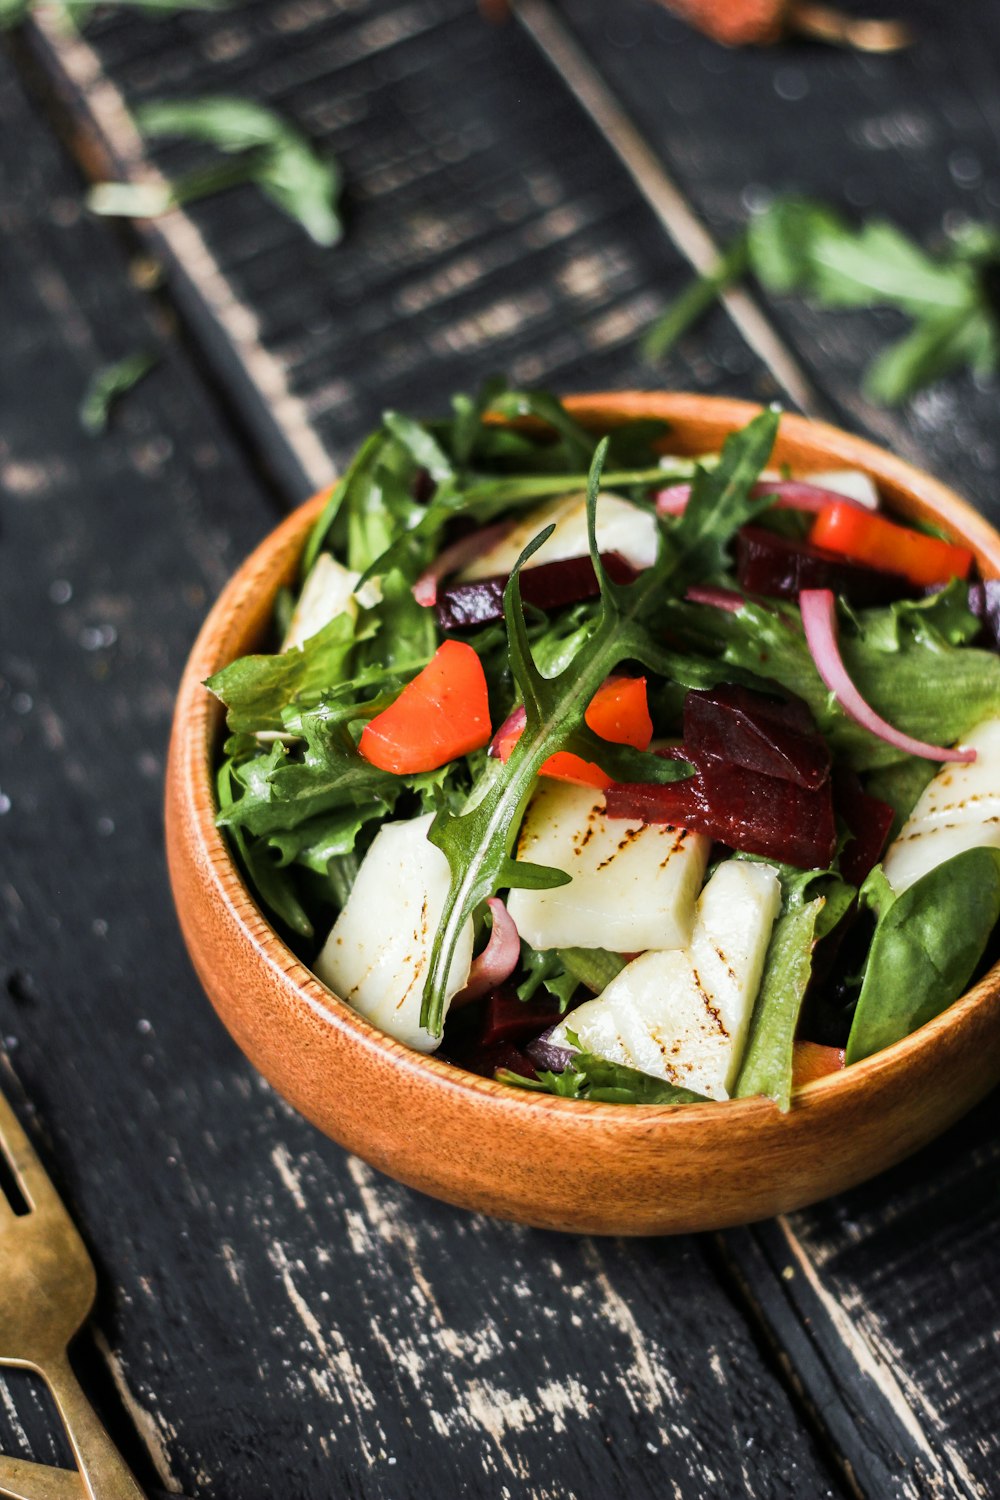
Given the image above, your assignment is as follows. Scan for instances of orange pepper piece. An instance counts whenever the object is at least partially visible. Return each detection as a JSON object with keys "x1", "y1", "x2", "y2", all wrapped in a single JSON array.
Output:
[
  {"x1": 359, "y1": 640, "x2": 492, "y2": 774},
  {"x1": 497, "y1": 676, "x2": 653, "y2": 790},
  {"x1": 791, "y1": 1040, "x2": 846, "y2": 1089},
  {"x1": 809, "y1": 501, "x2": 973, "y2": 589}
]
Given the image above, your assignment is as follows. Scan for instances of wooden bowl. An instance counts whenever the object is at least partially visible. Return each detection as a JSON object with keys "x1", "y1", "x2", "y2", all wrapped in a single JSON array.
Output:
[{"x1": 165, "y1": 393, "x2": 1000, "y2": 1235}]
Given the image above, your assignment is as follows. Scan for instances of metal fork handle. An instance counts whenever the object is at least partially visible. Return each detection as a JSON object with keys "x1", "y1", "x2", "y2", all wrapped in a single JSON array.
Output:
[{"x1": 42, "y1": 1354, "x2": 145, "y2": 1500}]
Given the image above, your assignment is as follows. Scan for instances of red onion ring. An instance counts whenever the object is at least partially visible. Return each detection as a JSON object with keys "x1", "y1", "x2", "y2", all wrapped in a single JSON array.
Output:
[
  {"x1": 412, "y1": 518, "x2": 518, "y2": 607},
  {"x1": 656, "y1": 479, "x2": 870, "y2": 519},
  {"x1": 799, "y1": 588, "x2": 975, "y2": 764},
  {"x1": 452, "y1": 898, "x2": 521, "y2": 1007},
  {"x1": 488, "y1": 703, "x2": 527, "y2": 759},
  {"x1": 685, "y1": 585, "x2": 746, "y2": 613}
]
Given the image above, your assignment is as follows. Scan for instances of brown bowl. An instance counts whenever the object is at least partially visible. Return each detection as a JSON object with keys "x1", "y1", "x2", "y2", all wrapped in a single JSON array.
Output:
[{"x1": 166, "y1": 393, "x2": 1000, "y2": 1235}]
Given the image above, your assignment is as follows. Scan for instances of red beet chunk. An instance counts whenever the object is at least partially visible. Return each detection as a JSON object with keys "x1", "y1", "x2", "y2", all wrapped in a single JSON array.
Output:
[
  {"x1": 605, "y1": 750, "x2": 837, "y2": 870},
  {"x1": 459, "y1": 1040, "x2": 539, "y2": 1081},
  {"x1": 436, "y1": 552, "x2": 636, "y2": 630},
  {"x1": 684, "y1": 684, "x2": 830, "y2": 791},
  {"x1": 736, "y1": 526, "x2": 912, "y2": 606},
  {"x1": 480, "y1": 986, "x2": 565, "y2": 1046},
  {"x1": 834, "y1": 769, "x2": 895, "y2": 886}
]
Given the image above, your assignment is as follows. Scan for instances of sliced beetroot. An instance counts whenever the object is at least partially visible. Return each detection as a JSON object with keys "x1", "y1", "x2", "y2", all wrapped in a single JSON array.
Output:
[
  {"x1": 605, "y1": 748, "x2": 837, "y2": 870},
  {"x1": 736, "y1": 526, "x2": 912, "y2": 606},
  {"x1": 435, "y1": 552, "x2": 637, "y2": 630},
  {"x1": 480, "y1": 986, "x2": 566, "y2": 1047},
  {"x1": 834, "y1": 769, "x2": 894, "y2": 886},
  {"x1": 968, "y1": 579, "x2": 1000, "y2": 650},
  {"x1": 684, "y1": 684, "x2": 831, "y2": 791},
  {"x1": 460, "y1": 1040, "x2": 539, "y2": 1082}
]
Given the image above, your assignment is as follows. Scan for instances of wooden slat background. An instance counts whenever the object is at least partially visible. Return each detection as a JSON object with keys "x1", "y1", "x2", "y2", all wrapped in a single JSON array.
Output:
[{"x1": 1, "y1": 1, "x2": 998, "y2": 1496}]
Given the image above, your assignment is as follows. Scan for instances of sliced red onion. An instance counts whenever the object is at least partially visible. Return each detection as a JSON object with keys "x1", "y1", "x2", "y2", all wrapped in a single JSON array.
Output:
[
  {"x1": 685, "y1": 584, "x2": 746, "y2": 613},
  {"x1": 412, "y1": 518, "x2": 517, "y2": 607},
  {"x1": 799, "y1": 588, "x2": 975, "y2": 764},
  {"x1": 525, "y1": 1028, "x2": 575, "y2": 1074},
  {"x1": 488, "y1": 703, "x2": 526, "y2": 759},
  {"x1": 656, "y1": 479, "x2": 869, "y2": 519},
  {"x1": 453, "y1": 898, "x2": 521, "y2": 1006}
]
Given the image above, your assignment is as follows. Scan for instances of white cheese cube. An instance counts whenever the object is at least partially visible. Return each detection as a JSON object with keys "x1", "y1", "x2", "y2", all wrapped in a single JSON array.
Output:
[
  {"x1": 283, "y1": 553, "x2": 359, "y2": 651},
  {"x1": 882, "y1": 718, "x2": 1000, "y2": 894},
  {"x1": 550, "y1": 861, "x2": 781, "y2": 1100},
  {"x1": 458, "y1": 492, "x2": 658, "y2": 580},
  {"x1": 506, "y1": 781, "x2": 710, "y2": 952},
  {"x1": 801, "y1": 468, "x2": 880, "y2": 510},
  {"x1": 315, "y1": 813, "x2": 473, "y2": 1053}
]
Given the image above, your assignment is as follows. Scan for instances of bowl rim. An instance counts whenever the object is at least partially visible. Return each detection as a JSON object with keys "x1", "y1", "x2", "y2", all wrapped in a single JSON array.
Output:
[{"x1": 173, "y1": 391, "x2": 1000, "y2": 1129}]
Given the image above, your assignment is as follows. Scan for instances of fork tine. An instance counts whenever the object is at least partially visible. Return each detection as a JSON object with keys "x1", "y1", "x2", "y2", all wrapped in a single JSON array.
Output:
[
  {"x1": 0, "y1": 1086, "x2": 54, "y2": 1216},
  {"x1": 0, "y1": 1454, "x2": 87, "y2": 1500}
]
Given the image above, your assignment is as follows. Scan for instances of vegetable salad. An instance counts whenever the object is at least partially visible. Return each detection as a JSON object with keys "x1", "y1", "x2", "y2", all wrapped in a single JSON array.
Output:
[{"x1": 208, "y1": 387, "x2": 1000, "y2": 1109}]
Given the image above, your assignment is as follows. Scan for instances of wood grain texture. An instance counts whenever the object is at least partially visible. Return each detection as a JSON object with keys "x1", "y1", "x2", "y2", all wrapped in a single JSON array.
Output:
[
  {"x1": 27, "y1": 0, "x2": 778, "y2": 496},
  {"x1": 0, "y1": 48, "x2": 845, "y2": 1500}
]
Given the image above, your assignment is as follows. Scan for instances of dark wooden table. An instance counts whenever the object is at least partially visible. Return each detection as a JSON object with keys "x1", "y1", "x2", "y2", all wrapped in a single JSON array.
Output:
[{"x1": 2, "y1": 2, "x2": 998, "y2": 1496}]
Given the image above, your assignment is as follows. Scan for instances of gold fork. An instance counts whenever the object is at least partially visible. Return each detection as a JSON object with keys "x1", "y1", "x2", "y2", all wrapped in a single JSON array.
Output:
[{"x1": 0, "y1": 1085, "x2": 145, "y2": 1500}]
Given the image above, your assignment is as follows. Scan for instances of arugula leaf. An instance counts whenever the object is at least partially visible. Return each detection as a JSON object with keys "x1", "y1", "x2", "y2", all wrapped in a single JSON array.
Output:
[
  {"x1": 515, "y1": 946, "x2": 581, "y2": 1012},
  {"x1": 265, "y1": 803, "x2": 383, "y2": 875},
  {"x1": 205, "y1": 614, "x2": 359, "y2": 733},
  {"x1": 558, "y1": 946, "x2": 626, "y2": 994},
  {"x1": 846, "y1": 848, "x2": 1000, "y2": 1063},
  {"x1": 79, "y1": 351, "x2": 158, "y2": 435},
  {"x1": 643, "y1": 195, "x2": 1000, "y2": 405},
  {"x1": 419, "y1": 410, "x2": 780, "y2": 1036},
  {"x1": 499, "y1": 1048, "x2": 710, "y2": 1105},
  {"x1": 90, "y1": 98, "x2": 342, "y2": 247},
  {"x1": 217, "y1": 760, "x2": 314, "y2": 938},
  {"x1": 220, "y1": 697, "x2": 400, "y2": 837}
]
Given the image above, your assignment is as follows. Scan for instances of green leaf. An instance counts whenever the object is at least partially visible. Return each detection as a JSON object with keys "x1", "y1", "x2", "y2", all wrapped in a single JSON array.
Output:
[
  {"x1": 205, "y1": 613, "x2": 359, "y2": 733},
  {"x1": 217, "y1": 759, "x2": 314, "y2": 937},
  {"x1": 265, "y1": 803, "x2": 383, "y2": 874},
  {"x1": 499, "y1": 1049, "x2": 710, "y2": 1105},
  {"x1": 515, "y1": 946, "x2": 581, "y2": 1012},
  {"x1": 129, "y1": 97, "x2": 342, "y2": 246},
  {"x1": 846, "y1": 848, "x2": 1000, "y2": 1063},
  {"x1": 558, "y1": 946, "x2": 626, "y2": 994},
  {"x1": 645, "y1": 195, "x2": 999, "y2": 406},
  {"x1": 79, "y1": 351, "x2": 158, "y2": 434},
  {"x1": 734, "y1": 897, "x2": 825, "y2": 1110},
  {"x1": 418, "y1": 410, "x2": 779, "y2": 1037},
  {"x1": 643, "y1": 235, "x2": 749, "y2": 359}
]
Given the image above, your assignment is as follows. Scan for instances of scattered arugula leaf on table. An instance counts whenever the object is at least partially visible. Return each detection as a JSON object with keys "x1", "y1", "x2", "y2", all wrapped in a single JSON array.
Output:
[
  {"x1": 643, "y1": 196, "x2": 1000, "y2": 404},
  {"x1": 79, "y1": 350, "x2": 158, "y2": 435},
  {"x1": 88, "y1": 97, "x2": 342, "y2": 247}
]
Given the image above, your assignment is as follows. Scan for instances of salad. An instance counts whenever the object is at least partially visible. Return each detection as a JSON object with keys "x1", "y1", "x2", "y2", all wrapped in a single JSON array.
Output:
[{"x1": 208, "y1": 386, "x2": 1000, "y2": 1110}]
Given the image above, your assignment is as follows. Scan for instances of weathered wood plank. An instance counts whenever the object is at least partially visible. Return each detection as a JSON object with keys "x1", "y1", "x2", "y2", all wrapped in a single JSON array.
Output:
[
  {"x1": 0, "y1": 46, "x2": 845, "y2": 1500},
  {"x1": 27, "y1": 0, "x2": 777, "y2": 498}
]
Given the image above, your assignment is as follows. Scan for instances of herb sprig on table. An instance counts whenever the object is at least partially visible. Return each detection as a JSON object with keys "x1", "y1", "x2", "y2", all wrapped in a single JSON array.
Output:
[
  {"x1": 644, "y1": 197, "x2": 1000, "y2": 404},
  {"x1": 89, "y1": 97, "x2": 342, "y2": 247}
]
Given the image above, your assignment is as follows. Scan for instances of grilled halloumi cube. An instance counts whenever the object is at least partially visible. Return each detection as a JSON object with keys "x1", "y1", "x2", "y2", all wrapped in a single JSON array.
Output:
[
  {"x1": 506, "y1": 781, "x2": 711, "y2": 952},
  {"x1": 549, "y1": 861, "x2": 781, "y2": 1100},
  {"x1": 457, "y1": 492, "x2": 659, "y2": 580},
  {"x1": 315, "y1": 813, "x2": 473, "y2": 1052},
  {"x1": 882, "y1": 718, "x2": 1000, "y2": 894}
]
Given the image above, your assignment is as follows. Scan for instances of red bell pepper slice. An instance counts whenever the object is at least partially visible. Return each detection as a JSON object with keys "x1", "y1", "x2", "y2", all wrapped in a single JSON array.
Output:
[
  {"x1": 495, "y1": 676, "x2": 653, "y2": 790},
  {"x1": 792, "y1": 1040, "x2": 846, "y2": 1088},
  {"x1": 809, "y1": 501, "x2": 973, "y2": 588},
  {"x1": 359, "y1": 640, "x2": 492, "y2": 774}
]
